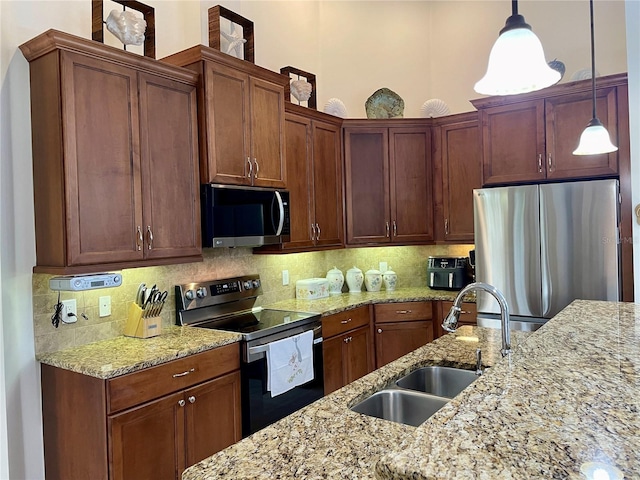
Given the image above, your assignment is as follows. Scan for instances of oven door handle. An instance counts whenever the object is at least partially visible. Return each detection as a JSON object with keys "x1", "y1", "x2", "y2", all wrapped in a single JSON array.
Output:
[{"x1": 249, "y1": 335, "x2": 323, "y2": 356}]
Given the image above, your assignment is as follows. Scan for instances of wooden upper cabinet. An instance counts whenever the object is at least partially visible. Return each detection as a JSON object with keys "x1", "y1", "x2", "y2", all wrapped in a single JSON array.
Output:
[
  {"x1": 20, "y1": 30, "x2": 202, "y2": 273},
  {"x1": 344, "y1": 121, "x2": 433, "y2": 246},
  {"x1": 473, "y1": 73, "x2": 626, "y2": 186},
  {"x1": 433, "y1": 112, "x2": 482, "y2": 243},
  {"x1": 162, "y1": 46, "x2": 288, "y2": 188}
]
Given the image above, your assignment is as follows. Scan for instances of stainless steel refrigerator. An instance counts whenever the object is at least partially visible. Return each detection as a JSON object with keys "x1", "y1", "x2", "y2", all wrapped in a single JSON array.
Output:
[{"x1": 473, "y1": 179, "x2": 621, "y2": 329}]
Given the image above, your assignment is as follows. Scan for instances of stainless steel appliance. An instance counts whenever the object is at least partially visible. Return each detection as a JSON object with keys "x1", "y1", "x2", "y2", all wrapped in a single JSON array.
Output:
[
  {"x1": 201, "y1": 184, "x2": 290, "y2": 248},
  {"x1": 473, "y1": 179, "x2": 621, "y2": 330},
  {"x1": 176, "y1": 275, "x2": 323, "y2": 437},
  {"x1": 427, "y1": 256, "x2": 472, "y2": 290}
]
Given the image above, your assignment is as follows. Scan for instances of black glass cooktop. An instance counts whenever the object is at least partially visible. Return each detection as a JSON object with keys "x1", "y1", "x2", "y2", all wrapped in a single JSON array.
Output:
[{"x1": 193, "y1": 309, "x2": 319, "y2": 341}]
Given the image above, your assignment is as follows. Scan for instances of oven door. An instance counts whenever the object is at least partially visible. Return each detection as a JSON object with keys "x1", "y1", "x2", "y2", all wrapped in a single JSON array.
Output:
[{"x1": 241, "y1": 331, "x2": 324, "y2": 437}]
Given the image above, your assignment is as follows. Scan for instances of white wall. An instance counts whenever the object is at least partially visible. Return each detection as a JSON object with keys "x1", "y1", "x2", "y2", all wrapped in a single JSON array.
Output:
[{"x1": 0, "y1": 1, "x2": 636, "y2": 478}]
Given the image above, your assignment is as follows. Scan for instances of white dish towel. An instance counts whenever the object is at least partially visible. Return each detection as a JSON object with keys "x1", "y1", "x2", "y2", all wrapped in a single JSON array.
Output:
[{"x1": 266, "y1": 330, "x2": 314, "y2": 397}]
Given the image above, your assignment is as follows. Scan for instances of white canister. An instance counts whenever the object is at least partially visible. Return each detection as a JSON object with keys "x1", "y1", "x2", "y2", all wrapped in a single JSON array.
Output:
[
  {"x1": 345, "y1": 266, "x2": 364, "y2": 293},
  {"x1": 364, "y1": 269, "x2": 383, "y2": 292},
  {"x1": 383, "y1": 267, "x2": 398, "y2": 291},
  {"x1": 326, "y1": 266, "x2": 344, "y2": 295}
]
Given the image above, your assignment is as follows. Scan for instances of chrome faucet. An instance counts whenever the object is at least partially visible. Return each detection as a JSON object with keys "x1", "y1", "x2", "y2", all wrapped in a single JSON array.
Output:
[{"x1": 442, "y1": 282, "x2": 512, "y2": 357}]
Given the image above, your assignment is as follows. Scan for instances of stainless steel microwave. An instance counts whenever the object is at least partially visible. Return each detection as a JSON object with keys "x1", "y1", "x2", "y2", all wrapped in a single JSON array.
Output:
[{"x1": 201, "y1": 184, "x2": 290, "y2": 248}]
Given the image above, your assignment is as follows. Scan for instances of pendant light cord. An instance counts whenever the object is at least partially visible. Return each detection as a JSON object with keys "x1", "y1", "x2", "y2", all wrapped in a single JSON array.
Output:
[{"x1": 589, "y1": 0, "x2": 597, "y2": 119}]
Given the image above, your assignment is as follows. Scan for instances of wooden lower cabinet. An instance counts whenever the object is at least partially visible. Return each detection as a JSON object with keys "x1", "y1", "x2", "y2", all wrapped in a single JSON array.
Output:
[
  {"x1": 322, "y1": 306, "x2": 375, "y2": 395},
  {"x1": 373, "y1": 302, "x2": 433, "y2": 368},
  {"x1": 435, "y1": 300, "x2": 477, "y2": 338},
  {"x1": 41, "y1": 344, "x2": 241, "y2": 480}
]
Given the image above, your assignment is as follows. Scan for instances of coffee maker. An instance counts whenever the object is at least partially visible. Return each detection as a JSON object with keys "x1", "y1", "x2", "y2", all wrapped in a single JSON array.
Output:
[{"x1": 427, "y1": 256, "x2": 472, "y2": 290}]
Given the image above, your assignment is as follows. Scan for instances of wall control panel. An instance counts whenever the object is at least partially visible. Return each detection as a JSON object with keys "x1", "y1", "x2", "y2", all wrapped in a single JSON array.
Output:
[{"x1": 49, "y1": 273, "x2": 122, "y2": 291}]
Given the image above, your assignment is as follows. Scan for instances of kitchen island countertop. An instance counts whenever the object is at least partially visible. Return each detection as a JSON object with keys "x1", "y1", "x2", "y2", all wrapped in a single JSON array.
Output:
[{"x1": 183, "y1": 300, "x2": 640, "y2": 479}]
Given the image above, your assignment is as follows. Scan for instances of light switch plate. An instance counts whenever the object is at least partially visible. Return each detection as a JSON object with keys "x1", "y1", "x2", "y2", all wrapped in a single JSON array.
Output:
[
  {"x1": 379, "y1": 261, "x2": 388, "y2": 273},
  {"x1": 99, "y1": 296, "x2": 111, "y2": 317},
  {"x1": 282, "y1": 270, "x2": 289, "y2": 286}
]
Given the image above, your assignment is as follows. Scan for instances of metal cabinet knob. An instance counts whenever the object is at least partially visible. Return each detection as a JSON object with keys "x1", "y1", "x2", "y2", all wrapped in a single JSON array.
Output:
[
  {"x1": 340, "y1": 318, "x2": 352, "y2": 324},
  {"x1": 188, "y1": 396, "x2": 196, "y2": 404},
  {"x1": 377, "y1": 328, "x2": 383, "y2": 333},
  {"x1": 178, "y1": 399, "x2": 186, "y2": 407}
]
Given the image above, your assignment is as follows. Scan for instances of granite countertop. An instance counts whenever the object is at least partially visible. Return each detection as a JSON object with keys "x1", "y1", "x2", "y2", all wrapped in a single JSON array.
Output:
[
  {"x1": 36, "y1": 326, "x2": 242, "y2": 379},
  {"x1": 36, "y1": 287, "x2": 467, "y2": 379},
  {"x1": 183, "y1": 300, "x2": 640, "y2": 479}
]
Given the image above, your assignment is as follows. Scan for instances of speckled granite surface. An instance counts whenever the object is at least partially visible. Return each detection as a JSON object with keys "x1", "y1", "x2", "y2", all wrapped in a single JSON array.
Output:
[
  {"x1": 36, "y1": 326, "x2": 241, "y2": 379},
  {"x1": 266, "y1": 287, "x2": 475, "y2": 316},
  {"x1": 183, "y1": 300, "x2": 640, "y2": 480},
  {"x1": 182, "y1": 324, "x2": 531, "y2": 480}
]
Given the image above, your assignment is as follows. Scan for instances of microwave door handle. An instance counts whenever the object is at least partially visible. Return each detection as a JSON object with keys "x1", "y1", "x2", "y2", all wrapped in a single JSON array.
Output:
[{"x1": 274, "y1": 190, "x2": 285, "y2": 235}]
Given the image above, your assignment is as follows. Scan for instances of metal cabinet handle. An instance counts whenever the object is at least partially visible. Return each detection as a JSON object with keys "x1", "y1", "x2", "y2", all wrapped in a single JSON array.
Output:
[
  {"x1": 444, "y1": 219, "x2": 449, "y2": 235},
  {"x1": 537, "y1": 154, "x2": 543, "y2": 173},
  {"x1": 188, "y1": 396, "x2": 196, "y2": 404},
  {"x1": 548, "y1": 154, "x2": 553, "y2": 172},
  {"x1": 344, "y1": 336, "x2": 353, "y2": 343},
  {"x1": 392, "y1": 220, "x2": 397, "y2": 237},
  {"x1": 136, "y1": 226, "x2": 143, "y2": 251},
  {"x1": 247, "y1": 157, "x2": 253, "y2": 178},
  {"x1": 395, "y1": 310, "x2": 412, "y2": 314},
  {"x1": 315, "y1": 223, "x2": 320, "y2": 240},
  {"x1": 377, "y1": 328, "x2": 383, "y2": 334},
  {"x1": 385, "y1": 222, "x2": 390, "y2": 238},
  {"x1": 172, "y1": 368, "x2": 195, "y2": 378},
  {"x1": 254, "y1": 158, "x2": 259, "y2": 179},
  {"x1": 146, "y1": 226, "x2": 154, "y2": 250},
  {"x1": 340, "y1": 318, "x2": 352, "y2": 324},
  {"x1": 178, "y1": 399, "x2": 186, "y2": 407},
  {"x1": 311, "y1": 223, "x2": 316, "y2": 241}
]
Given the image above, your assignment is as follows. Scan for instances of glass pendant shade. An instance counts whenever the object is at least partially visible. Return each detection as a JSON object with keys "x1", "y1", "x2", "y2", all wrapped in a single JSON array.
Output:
[
  {"x1": 573, "y1": 118, "x2": 618, "y2": 155},
  {"x1": 474, "y1": 24, "x2": 561, "y2": 96}
]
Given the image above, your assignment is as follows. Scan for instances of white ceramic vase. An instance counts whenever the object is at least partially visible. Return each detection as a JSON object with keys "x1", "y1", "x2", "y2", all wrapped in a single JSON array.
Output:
[
  {"x1": 326, "y1": 266, "x2": 344, "y2": 295},
  {"x1": 345, "y1": 266, "x2": 364, "y2": 293},
  {"x1": 364, "y1": 269, "x2": 383, "y2": 292}
]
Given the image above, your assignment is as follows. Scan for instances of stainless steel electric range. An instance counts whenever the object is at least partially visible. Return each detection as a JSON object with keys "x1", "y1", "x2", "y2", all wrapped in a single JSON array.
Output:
[{"x1": 176, "y1": 275, "x2": 324, "y2": 437}]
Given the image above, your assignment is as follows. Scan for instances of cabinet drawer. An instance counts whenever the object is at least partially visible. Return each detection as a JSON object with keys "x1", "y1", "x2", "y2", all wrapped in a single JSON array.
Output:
[
  {"x1": 374, "y1": 302, "x2": 432, "y2": 323},
  {"x1": 441, "y1": 301, "x2": 477, "y2": 323},
  {"x1": 107, "y1": 343, "x2": 240, "y2": 413},
  {"x1": 322, "y1": 306, "x2": 370, "y2": 338}
]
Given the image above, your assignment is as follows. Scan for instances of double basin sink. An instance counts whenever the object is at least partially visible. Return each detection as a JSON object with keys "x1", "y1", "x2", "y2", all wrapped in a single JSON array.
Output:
[{"x1": 351, "y1": 366, "x2": 480, "y2": 427}]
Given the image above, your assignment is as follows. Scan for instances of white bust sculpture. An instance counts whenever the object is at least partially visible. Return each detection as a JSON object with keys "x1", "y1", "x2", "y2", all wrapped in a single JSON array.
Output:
[{"x1": 105, "y1": 9, "x2": 147, "y2": 46}]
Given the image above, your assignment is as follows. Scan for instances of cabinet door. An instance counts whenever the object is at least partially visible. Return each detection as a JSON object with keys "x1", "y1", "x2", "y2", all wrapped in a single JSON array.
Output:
[
  {"x1": 545, "y1": 87, "x2": 619, "y2": 179},
  {"x1": 109, "y1": 391, "x2": 185, "y2": 480},
  {"x1": 344, "y1": 128, "x2": 390, "y2": 244},
  {"x1": 250, "y1": 77, "x2": 286, "y2": 188},
  {"x1": 204, "y1": 62, "x2": 250, "y2": 185},
  {"x1": 184, "y1": 371, "x2": 241, "y2": 469},
  {"x1": 481, "y1": 100, "x2": 546, "y2": 185},
  {"x1": 311, "y1": 120, "x2": 343, "y2": 247},
  {"x1": 389, "y1": 127, "x2": 433, "y2": 243},
  {"x1": 138, "y1": 73, "x2": 201, "y2": 259},
  {"x1": 61, "y1": 51, "x2": 143, "y2": 265},
  {"x1": 344, "y1": 326, "x2": 375, "y2": 384},
  {"x1": 440, "y1": 119, "x2": 482, "y2": 242},
  {"x1": 375, "y1": 321, "x2": 433, "y2": 368},
  {"x1": 322, "y1": 334, "x2": 345, "y2": 395},
  {"x1": 282, "y1": 112, "x2": 314, "y2": 249}
]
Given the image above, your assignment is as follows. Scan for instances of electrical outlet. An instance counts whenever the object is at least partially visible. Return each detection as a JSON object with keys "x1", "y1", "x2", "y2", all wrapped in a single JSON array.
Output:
[
  {"x1": 379, "y1": 261, "x2": 388, "y2": 273},
  {"x1": 282, "y1": 270, "x2": 289, "y2": 286},
  {"x1": 61, "y1": 299, "x2": 77, "y2": 323},
  {"x1": 99, "y1": 296, "x2": 111, "y2": 317}
]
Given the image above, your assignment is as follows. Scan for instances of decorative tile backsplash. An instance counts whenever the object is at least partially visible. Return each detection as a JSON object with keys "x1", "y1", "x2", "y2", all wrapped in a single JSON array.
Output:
[{"x1": 32, "y1": 244, "x2": 473, "y2": 354}]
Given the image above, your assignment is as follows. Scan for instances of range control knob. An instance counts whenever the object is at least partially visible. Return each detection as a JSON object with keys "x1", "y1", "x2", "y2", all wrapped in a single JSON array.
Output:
[
  {"x1": 243, "y1": 280, "x2": 253, "y2": 290},
  {"x1": 196, "y1": 287, "x2": 208, "y2": 299},
  {"x1": 252, "y1": 279, "x2": 261, "y2": 288},
  {"x1": 185, "y1": 290, "x2": 195, "y2": 301}
]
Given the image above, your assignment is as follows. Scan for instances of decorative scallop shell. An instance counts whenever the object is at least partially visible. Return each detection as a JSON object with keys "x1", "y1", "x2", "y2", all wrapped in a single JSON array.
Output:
[
  {"x1": 420, "y1": 99, "x2": 450, "y2": 118},
  {"x1": 323, "y1": 98, "x2": 347, "y2": 118},
  {"x1": 290, "y1": 79, "x2": 312, "y2": 102},
  {"x1": 571, "y1": 68, "x2": 600, "y2": 81}
]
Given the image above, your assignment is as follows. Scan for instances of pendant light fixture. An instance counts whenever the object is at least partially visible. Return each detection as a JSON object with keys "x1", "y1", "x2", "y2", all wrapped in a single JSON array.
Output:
[
  {"x1": 572, "y1": 0, "x2": 618, "y2": 155},
  {"x1": 474, "y1": 0, "x2": 561, "y2": 96}
]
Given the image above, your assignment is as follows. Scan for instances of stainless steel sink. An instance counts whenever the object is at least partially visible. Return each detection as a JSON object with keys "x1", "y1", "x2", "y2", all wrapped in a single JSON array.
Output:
[
  {"x1": 396, "y1": 366, "x2": 479, "y2": 398},
  {"x1": 351, "y1": 389, "x2": 449, "y2": 427}
]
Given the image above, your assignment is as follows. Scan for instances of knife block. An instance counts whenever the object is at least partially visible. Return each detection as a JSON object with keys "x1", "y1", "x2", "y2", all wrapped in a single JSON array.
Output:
[{"x1": 124, "y1": 302, "x2": 162, "y2": 339}]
